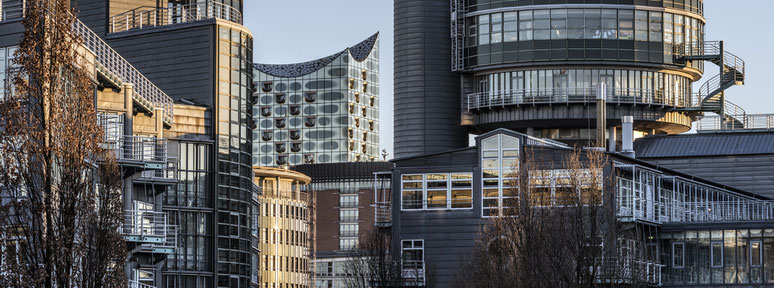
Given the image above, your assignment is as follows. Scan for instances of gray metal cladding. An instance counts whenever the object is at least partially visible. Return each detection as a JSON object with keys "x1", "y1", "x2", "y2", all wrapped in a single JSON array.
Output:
[
  {"x1": 72, "y1": 0, "x2": 108, "y2": 36},
  {"x1": 634, "y1": 133, "x2": 774, "y2": 158},
  {"x1": 394, "y1": 0, "x2": 469, "y2": 159}
]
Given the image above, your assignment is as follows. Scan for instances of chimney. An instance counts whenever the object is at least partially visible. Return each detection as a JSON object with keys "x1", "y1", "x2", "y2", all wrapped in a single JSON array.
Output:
[
  {"x1": 621, "y1": 116, "x2": 635, "y2": 158},
  {"x1": 595, "y1": 82, "x2": 607, "y2": 148}
]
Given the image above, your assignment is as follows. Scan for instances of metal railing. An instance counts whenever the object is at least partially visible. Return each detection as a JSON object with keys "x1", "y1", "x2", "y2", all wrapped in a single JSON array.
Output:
[
  {"x1": 401, "y1": 260, "x2": 425, "y2": 285},
  {"x1": 103, "y1": 135, "x2": 168, "y2": 164},
  {"x1": 128, "y1": 280, "x2": 156, "y2": 288},
  {"x1": 137, "y1": 159, "x2": 178, "y2": 182},
  {"x1": 466, "y1": 87, "x2": 691, "y2": 111},
  {"x1": 696, "y1": 114, "x2": 774, "y2": 132},
  {"x1": 594, "y1": 258, "x2": 662, "y2": 285},
  {"x1": 73, "y1": 20, "x2": 174, "y2": 125},
  {"x1": 374, "y1": 203, "x2": 391, "y2": 226},
  {"x1": 110, "y1": 1, "x2": 242, "y2": 33},
  {"x1": 121, "y1": 210, "x2": 176, "y2": 246},
  {"x1": 675, "y1": 41, "x2": 721, "y2": 58}
]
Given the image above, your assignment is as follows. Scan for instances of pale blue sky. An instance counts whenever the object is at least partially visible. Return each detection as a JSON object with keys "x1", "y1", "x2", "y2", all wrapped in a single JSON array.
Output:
[{"x1": 244, "y1": 0, "x2": 774, "y2": 157}]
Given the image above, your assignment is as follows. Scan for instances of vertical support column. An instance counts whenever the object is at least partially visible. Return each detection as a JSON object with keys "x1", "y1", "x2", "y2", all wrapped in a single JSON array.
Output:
[
  {"x1": 596, "y1": 82, "x2": 607, "y2": 148},
  {"x1": 719, "y1": 41, "x2": 726, "y2": 129},
  {"x1": 154, "y1": 107, "x2": 164, "y2": 139},
  {"x1": 123, "y1": 84, "x2": 134, "y2": 213}
]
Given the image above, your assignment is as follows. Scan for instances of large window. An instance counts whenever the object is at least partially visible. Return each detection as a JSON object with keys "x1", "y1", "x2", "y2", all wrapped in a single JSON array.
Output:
[
  {"x1": 481, "y1": 134, "x2": 519, "y2": 217},
  {"x1": 400, "y1": 173, "x2": 473, "y2": 210},
  {"x1": 673, "y1": 242, "x2": 685, "y2": 268},
  {"x1": 401, "y1": 240, "x2": 425, "y2": 284},
  {"x1": 470, "y1": 9, "x2": 702, "y2": 44}
]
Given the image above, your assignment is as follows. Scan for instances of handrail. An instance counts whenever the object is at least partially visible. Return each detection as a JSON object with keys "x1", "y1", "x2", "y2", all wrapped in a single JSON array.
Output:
[
  {"x1": 109, "y1": 1, "x2": 242, "y2": 33},
  {"x1": 128, "y1": 280, "x2": 156, "y2": 288},
  {"x1": 73, "y1": 20, "x2": 174, "y2": 125},
  {"x1": 465, "y1": 87, "x2": 691, "y2": 110},
  {"x1": 697, "y1": 114, "x2": 774, "y2": 132}
]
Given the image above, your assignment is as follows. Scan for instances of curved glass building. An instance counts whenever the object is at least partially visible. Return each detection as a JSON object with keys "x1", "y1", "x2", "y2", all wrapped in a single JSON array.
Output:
[
  {"x1": 253, "y1": 34, "x2": 380, "y2": 167},
  {"x1": 395, "y1": 0, "x2": 745, "y2": 155}
]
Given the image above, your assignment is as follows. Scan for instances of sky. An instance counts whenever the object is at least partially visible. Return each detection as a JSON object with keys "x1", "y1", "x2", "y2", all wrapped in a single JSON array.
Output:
[{"x1": 244, "y1": 0, "x2": 774, "y2": 157}]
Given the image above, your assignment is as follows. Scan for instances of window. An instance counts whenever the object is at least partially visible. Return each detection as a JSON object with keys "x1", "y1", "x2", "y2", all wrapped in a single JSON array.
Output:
[
  {"x1": 618, "y1": 10, "x2": 634, "y2": 40},
  {"x1": 339, "y1": 195, "x2": 358, "y2": 208},
  {"x1": 401, "y1": 174, "x2": 423, "y2": 210},
  {"x1": 751, "y1": 240, "x2": 762, "y2": 267},
  {"x1": 478, "y1": 15, "x2": 489, "y2": 45},
  {"x1": 490, "y1": 13, "x2": 502, "y2": 43},
  {"x1": 649, "y1": 12, "x2": 663, "y2": 42},
  {"x1": 340, "y1": 238, "x2": 357, "y2": 251},
  {"x1": 711, "y1": 241, "x2": 723, "y2": 268},
  {"x1": 503, "y1": 12, "x2": 518, "y2": 42},
  {"x1": 584, "y1": 9, "x2": 601, "y2": 39},
  {"x1": 426, "y1": 174, "x2": 448, "y2": 209},
  {"x1": 533, "y1": 10, "x2": 550, "y2": 40},
  {"x1": 0, "y1": 46, "x2": 17, "y2": 101},
  {"x1": 673, "y1": 242, "x2": 685, "y2": 268},
  {"x1": 518, "y1": 10, "x2": 533, "y2": 41},
  {"x1": 401, "y1": 173, "x2": 473, "y2": 210},
  {"x1": 339, "y1": 210, "x2": 358, "y2": 223},
  {"x1": 663, "y1": 13, "x2": 674, "y2": 44},
  {"x1": 601, "y1": 9, "x2": 617, "y2": 39},
  {"x1": 550, "y1": 9, "x2": 566, "y2": 40},
  {"x1": 401, "y1": 240, "x2": 425, "y2": 284},
  {"x1": 339, "y1": 224, "x2": 358, "y2": 237},
  {"x1": 635, "y1": 11, "x2": 648, "y2": 41},
  {"x1": 482, "y1": 134, "x2": 520, "y2": 217}
]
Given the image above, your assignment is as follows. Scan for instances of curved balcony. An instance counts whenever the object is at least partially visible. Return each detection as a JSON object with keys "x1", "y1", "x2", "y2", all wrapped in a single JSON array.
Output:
[
  {"x1": 466, "y1": 87, "x2": 693, "y2": 111},
  {"x1": 109, "y1": 1, "x2": 242, "y2": 34}
]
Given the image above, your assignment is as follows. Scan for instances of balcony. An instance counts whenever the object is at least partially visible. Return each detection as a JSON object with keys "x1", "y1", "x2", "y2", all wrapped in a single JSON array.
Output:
[
  {"x1": 696, "y1": 114, "x2": 774, "y2": 132},
  {"x1": 466, "y1": 87, "x2": 691, "y2": 111},
  {"x1": 128, "y1": 280, "x2": 155, "y2": 288},
  {"x1": 401, "y1": 260, "x2": 425, "y2": 286},
  {"x1": 109, "y1": 1, "x2": 242, "y2": 34},
  {"x1": 103, "y1": 135, "x2": 168, "y2": 169},
  {"x1": 121, "y1": 210, "x2": 177, "y2": 254},
  {"x1": 595, "y1": 258, "x2": 662, "y2": 286},
  {"x1": 135, "y1": 159, "x2": 178, "y2": 185}
]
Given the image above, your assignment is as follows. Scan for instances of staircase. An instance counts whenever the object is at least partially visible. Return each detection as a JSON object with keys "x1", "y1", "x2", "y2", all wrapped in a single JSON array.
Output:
[{"x1": 677, "y1": 41, "x2": 746, "y2": 128}]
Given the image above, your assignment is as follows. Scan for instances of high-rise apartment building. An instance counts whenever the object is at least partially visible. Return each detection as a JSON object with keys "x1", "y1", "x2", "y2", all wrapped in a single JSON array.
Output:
[{"x1": 252, "y1": 34, "x2": 380, "y2": 167}]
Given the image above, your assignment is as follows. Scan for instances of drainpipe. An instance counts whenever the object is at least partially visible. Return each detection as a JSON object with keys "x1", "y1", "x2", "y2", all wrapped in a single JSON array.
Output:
[{"x1": 622, "y1": 116, "x2": 635, "y2": 158}]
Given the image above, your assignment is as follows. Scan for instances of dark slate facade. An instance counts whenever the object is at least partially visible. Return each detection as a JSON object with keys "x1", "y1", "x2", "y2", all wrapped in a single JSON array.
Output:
[
  {"x1": 393, "y1": 0, "x2": 470, "y2": 159},
  {"x1": 634, "y1": 132, "x2": 774, "y2": 199}
]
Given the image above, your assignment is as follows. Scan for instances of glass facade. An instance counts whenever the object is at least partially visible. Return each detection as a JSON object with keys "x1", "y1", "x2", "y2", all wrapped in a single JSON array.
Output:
[
  {"x1": 472, "y1": 68, "x2": 692, "y2": 107},
  {"x1": 216, "y1": 26, "x2": 254, "y2": 288},
  {"x1": 253, "y1": 36, "x2": 380, "y2": 167},
  {"x1": 469, "y1": 9, "x2": 702, "y2": 43},
  {"x1": 466, "y1": 0, "x2": 705, "y2": 15},
  {"x1": 662, "y1": 229, "x2": 774, "y2": 285}
]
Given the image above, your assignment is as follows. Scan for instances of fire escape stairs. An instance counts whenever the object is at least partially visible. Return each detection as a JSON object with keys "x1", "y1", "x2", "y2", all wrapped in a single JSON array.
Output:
[{"x1": 676, "y1": 41, "x2": 746, "y2": 129}]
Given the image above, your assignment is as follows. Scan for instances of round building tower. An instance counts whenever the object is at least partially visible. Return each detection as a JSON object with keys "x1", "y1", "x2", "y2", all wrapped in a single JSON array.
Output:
[{"x1": 394, "y1": 0, "x2": 745, "y2": 148}]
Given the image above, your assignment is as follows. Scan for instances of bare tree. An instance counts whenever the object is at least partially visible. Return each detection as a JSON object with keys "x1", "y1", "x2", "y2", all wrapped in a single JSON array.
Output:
[
  {"x1": 344, "y1": 227, "x2": 403, "y2": 288},
  {"x1": 0, "y1": 0, "x2": 125, "y2": 287},
  {"x1": 455, "y1": 147, "x2": 650, "y2": 288}
]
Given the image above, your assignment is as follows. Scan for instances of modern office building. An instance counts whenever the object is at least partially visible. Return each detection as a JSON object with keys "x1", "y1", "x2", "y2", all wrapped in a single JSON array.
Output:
[
  {"x1": 291, "y1": 162, "x2": 393, "y2": 288},
  {"x1": 252, "y1": 33, "x2": 381, "y2": 167},
  {"x1": 389, "y1": 0, "x2": 774, "y2": 287},
  {"x1": 388, "y1": 128, "x2": 774, "y2": 286},
  {"x1": 394, "y1": 0, "x2": 746, "y2": 158},
  {"x1": 1, "y1": 1, "x2": 260, "y2": 288},
  {"x1": 252, "y1": 167, "x2": 313, "y2": 288}
]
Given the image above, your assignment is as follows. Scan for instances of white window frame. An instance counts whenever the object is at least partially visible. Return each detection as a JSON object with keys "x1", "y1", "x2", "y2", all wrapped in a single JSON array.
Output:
[
  {"x1": 401, "y1": 239, "x2": 425, "y2": 285},
  {"x1": 672, "y1": 242, "x2": 685, "y2": 268},
  {"x1": 710, "y1": 241, "x2": 723, "y2": 268},
  {"x1": 401, "y1": 173, "x2": 474, "y2": 211},
  {"x1": 401, "y1": 174, "x2": 424, "y2": 211},
  {"x1": 481, "y1": 134, "x2": 520, "y2": 218}
]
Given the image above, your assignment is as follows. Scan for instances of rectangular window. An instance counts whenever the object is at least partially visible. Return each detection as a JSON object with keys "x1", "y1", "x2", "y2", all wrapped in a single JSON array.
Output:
[
  {"x1": 711, "y1": 241, "x2": 723, "y2": 268},
  {"x1": 339, "y1": 195, "x2": 358, "y2": 208},
  {"x1": 533, "y1": 10, "x2": 550, "y2": 40},
  {"x1": 663, "y1": 13, "x2": 674, "y2": 44},
  {"x1": 503, "y1": 12, "x2": 518, "y2": 42},
  {"x1": 751, "y1": 240, "x2": 762, "y2": 267},
  {"x1": 518, "y1": 10, "x2": 533, "y2": 41},
  {"x1": 490, "y1": 13, "x2": 503, "y2": 43},
  {"x1": 401, "y1": 240, "x2": 425, "y2": 283},
  {"x1": 478, "y1": 15, "x2": 490, "y2": 45},
  {"x1": 339, "y1": 224, "x2": 358, "y2": 237},
  {"x1": 401, "y1": 174, "x2": 423, "y2": 210},
  {"x1": 673, "y1": 242, "x2": 685, "y2": 268},
  {"x1": 584, "y1": 9, "x2": 601, "y2": 39},
  {"x1": 635, "y1": 11, "x2": 649, "y2": 41},
  {"x1": 550, "y1": 9, "x2": 566, "y2": 40},
  {"x1": 566, "y1": 9, "x2": 584, "y2": 39},
  {"x1": 401, "y1": 173, "x2": 473, "y2": 210},
  {"x1": 649, "y1": 11, "x2": 663, "y2": 42},
  {"x1": 601, "y1": 9, "x2": 617, "y2": 39},
  {"x1": 618, "y1": 10, "x2": 634, "y2": 40}
]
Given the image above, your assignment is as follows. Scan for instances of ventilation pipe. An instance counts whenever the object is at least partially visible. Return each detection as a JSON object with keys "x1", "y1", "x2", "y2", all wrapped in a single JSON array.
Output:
[
  {"x1": 608, "y1": 126, "x2": 617, "y2": 152},
  {"x1": 595, "y1": 82, "x2": 607, "y2": 148},
  {"x1": 621, "y1": 116, "x2": 635, "y2": 158}
]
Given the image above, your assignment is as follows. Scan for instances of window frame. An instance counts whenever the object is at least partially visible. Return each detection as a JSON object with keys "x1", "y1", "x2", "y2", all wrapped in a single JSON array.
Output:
[
  {"x1": 672, "y1": 242, "x2": 685, "y2": 268},
  {"x1": 710, "y1": 241, "x2": 723, "y2": 268}
]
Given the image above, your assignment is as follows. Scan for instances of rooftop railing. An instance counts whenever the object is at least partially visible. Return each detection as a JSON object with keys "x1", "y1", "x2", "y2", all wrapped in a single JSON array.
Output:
[
  {"x1": 74, "y1": 20, "x2": 174, "y2": 126},
  {"x1": 109, "y1": 1, "x2": 242, "y2": 33},
  {"x1": 696, "y1": 114, "x2": 774, "y2": 132},
  {"x1": 466, "y1": 87, "x2": 691, "y2": 111}
]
